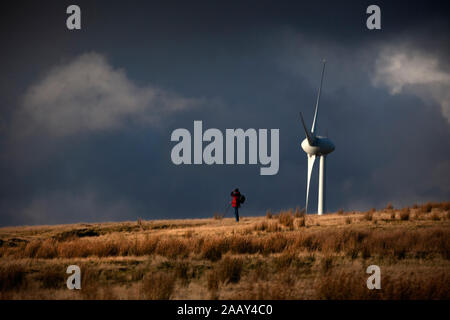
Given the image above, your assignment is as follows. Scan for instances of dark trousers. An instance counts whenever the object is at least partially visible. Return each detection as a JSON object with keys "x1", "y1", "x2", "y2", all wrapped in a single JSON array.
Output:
[{"x1": 234, "y1": 207, "x2": 239, "y2": 222}]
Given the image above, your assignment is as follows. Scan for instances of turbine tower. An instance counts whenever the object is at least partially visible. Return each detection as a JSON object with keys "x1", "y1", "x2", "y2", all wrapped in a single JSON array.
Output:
[{"x1": 300, "y1": 60, "x2": 335, "y2": 215}]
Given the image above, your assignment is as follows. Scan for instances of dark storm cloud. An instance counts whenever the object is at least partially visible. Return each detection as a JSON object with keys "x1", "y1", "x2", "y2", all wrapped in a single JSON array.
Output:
[{"x1": 0, "y1": 0, "x2": 449, "y2": 226}]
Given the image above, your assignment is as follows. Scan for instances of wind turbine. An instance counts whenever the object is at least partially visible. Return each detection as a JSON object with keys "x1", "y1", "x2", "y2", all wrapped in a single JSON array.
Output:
[{"x1": 300, "y1": 60, "x2": 335, "y2": 215}]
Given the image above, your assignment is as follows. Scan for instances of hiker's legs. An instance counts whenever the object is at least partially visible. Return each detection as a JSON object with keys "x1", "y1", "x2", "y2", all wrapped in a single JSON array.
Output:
[{"x1": 234, "y1": 207, "x2": 239, "y2": 222}]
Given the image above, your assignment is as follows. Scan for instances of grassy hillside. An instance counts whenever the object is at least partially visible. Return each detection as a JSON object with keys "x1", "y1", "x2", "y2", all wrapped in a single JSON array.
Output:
[{"x1": 0, "y1": 202, "x2": 449, "y2": 299}]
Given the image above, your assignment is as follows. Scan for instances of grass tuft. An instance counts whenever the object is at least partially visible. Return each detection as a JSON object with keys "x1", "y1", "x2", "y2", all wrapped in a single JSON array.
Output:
[
  {"x1": 0, "y1": 263, "x2": 27, "y2": 291},
  {"x1": 400, "y1": 208, "x2": 410, "y2": 221},
  {"x1": 141, "y1": 271, "x2": 176, "y2": 299}
]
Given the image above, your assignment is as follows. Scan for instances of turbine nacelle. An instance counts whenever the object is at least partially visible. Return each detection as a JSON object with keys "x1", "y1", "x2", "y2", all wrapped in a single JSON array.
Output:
[{"x1": 301, "y1": 136, "x2": 335, "y2": 156}]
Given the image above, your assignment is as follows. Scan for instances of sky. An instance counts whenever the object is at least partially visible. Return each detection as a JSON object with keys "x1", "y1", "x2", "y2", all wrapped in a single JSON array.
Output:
[{"x1": 0, "y1": 0, "x2": 449, "y2": 226}]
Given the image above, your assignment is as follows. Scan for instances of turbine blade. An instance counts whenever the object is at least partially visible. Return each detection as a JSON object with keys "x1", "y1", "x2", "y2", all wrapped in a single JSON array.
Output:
[
  {"x1": 311, "y1": 60, "x2": 326, "y2": 135},
  {"x1": 306, "y1": 154, "x2": 316, "y2": 214},
  {"x1": 300, "y1": 112, "x2": 314, "y2": 145}
]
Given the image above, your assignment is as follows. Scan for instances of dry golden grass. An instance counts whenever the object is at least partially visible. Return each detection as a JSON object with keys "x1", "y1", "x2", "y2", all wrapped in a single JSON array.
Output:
[
  {"x1": 400, "y1": 208, "x2": 410, "y2": 221},
  {"x1": 316, "y1": 266, "x2": 450, "y2": 299},
  {"x1": 0, "y1": 202, "x2": 449, "y2": 299},
  {"x1": 0, "y1": 263, "x2": 28, "y2": 291},
  {"x1": 278, "y1": 211, "x2": 294, "y2": 229},
  {"x1": 141, "y1": 271, "x2": 176, "y2": 299}
]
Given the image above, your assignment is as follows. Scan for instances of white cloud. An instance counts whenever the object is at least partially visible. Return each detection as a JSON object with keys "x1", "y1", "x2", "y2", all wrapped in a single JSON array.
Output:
[
  {"x1": 372, "y1": 46, "x2": 450, "y2": 123},
  {"x1": 14, "y1": 52, "x2": 200, "y2": 138}
]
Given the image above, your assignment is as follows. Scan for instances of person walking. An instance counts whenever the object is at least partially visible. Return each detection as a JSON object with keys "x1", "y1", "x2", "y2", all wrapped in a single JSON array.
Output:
[{"x1": 230, "y1": 188, "x2": 241, "y2": 222}]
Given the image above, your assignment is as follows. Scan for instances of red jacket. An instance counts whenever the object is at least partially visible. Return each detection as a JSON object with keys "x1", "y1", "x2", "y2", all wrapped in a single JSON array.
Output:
[{"x1": 231, "y1": 191, "x2": 241, "y2": 208}]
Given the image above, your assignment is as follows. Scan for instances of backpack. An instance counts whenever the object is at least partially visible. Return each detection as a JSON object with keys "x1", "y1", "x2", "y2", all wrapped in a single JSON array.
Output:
[{"x1": 239, "y1": 195, "x2": 246, "y2": 204}]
